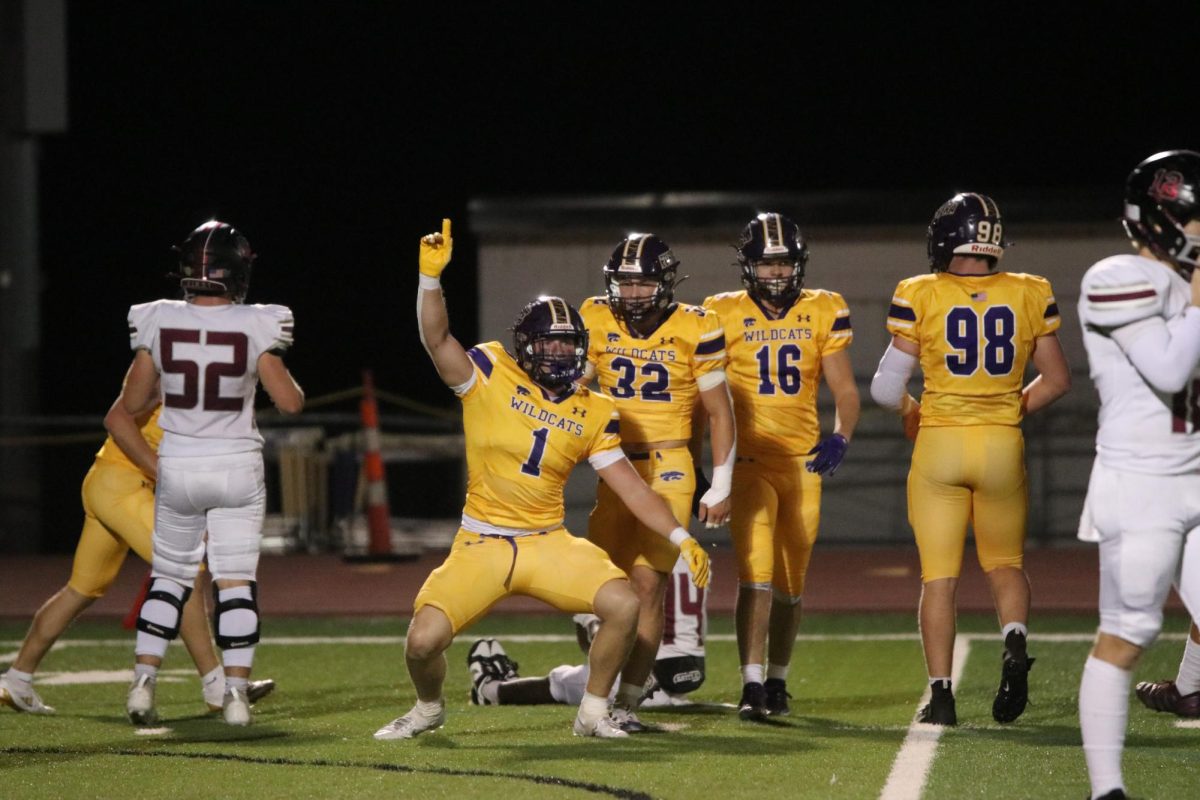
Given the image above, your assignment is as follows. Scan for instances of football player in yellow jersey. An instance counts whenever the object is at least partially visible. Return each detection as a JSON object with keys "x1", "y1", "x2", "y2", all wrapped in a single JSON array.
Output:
[
  {"x1": 870, "y1": 193, "x2": 1071, "y2": 726},
  {"x1": 374, "y1": 220, "x2": 710, "y2": 742},
  {"x1": 579, "y1": 232, "x2": 736, "y2": 732},
  {"x1": 700, "y1": 213, "x2": 860, "y2": 720},
  {"x1": 0, "y1": 390, "x2": 273, "y2": 715}
]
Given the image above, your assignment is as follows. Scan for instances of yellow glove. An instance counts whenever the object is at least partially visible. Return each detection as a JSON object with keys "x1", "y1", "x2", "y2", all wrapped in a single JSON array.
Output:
[
  {"x1": 679, "y1": 537, "x2": 711, "y2": 589},
  {"x1": 419, "y1": 218, "x2": 453, "y2": 279}
]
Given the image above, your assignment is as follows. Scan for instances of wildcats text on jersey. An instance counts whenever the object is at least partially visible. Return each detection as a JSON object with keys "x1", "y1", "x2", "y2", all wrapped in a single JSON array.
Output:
[{"x1": 508, "y1": 395, "x2": 586, "y2": 437}]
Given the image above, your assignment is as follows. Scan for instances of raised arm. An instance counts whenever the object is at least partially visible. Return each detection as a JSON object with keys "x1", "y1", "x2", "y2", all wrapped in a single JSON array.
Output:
[
  {"x1": 417, "y1": 218, "x2": 474, "y2": 388},
  {"x1": 595, "y1": 457, "x2": 710, "y2": 588},
  {"x1": 1021, "y1": 333, "x2": 1071, "y2": 416}
]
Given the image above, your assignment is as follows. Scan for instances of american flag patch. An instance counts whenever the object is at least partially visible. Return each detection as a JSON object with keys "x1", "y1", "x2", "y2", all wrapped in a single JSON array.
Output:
[{"x1": 970, "y1": 291, "x2": 987, "y2": 302}]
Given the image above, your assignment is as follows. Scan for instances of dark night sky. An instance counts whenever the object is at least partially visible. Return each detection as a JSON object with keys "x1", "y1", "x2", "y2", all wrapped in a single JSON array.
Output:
[{"x1": 38, "y1": 2, "x2": 1198, "y2": 417}]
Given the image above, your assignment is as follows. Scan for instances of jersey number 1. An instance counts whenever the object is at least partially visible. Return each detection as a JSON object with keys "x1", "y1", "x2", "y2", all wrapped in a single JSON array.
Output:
[{"x1": 161, "y1": 328, "x2": 249, "y2": 411}]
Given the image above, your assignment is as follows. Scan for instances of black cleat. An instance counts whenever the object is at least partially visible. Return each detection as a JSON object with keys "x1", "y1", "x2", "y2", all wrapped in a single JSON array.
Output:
[
  {"x1": 1090, "y1": 790, "x2": 1127, "y2": 800},
  {"x1": 992, "y1": 631, "x2": 1034, "y2": 723},
  {"x1": 764, "y1": 678, "x2": 791, "y2": 716},
  {"x1": 467, "y1": 638, "x2": 520, "y2": 705},
  {"x1": 738, "y1": 682, "x2": 768, "y2": 721},
  {"x1": 1135, "y1": 679, "x2": 1200, "y2": 718},
  {"x1": 918, "y1": 680, "x2": 957, "y2": 726}
]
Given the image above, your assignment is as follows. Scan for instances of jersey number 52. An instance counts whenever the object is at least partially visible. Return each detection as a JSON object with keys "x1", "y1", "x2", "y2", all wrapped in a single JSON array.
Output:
[{"x1": 161, "y1": 328, "x2": 249, "y2": 411}]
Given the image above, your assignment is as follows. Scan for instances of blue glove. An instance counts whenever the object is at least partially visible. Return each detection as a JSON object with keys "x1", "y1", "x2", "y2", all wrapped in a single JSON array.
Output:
[
  {"x1": 691, "y1": 470, "x2": 711, "y2": 520},
  {"x1": 806, "y1": 434, "x2": 848, "y2": 476}
]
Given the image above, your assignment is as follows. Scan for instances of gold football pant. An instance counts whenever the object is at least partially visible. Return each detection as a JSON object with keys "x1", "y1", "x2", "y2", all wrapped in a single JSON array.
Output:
[
  {"x1": 67, "y1": 459, "x2": 155, "y2": 598},
  {"x1": 588, "y1": 447, "x2": 693, "y2": 574},
  {"x1": 414, "y1": 527, "x2": 628, "y2": 634},
  {"x1": 908, "y1": 425, "x2": 1027, "y2": 582},
  {"x1": 730, "y1": 454, "x2": 821, "y2": 596}
]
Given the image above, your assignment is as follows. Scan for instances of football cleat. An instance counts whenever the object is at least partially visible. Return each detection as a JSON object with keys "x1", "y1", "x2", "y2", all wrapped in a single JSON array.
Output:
[
  {"x1": 764, "y1": 678, "x2": 791, "y2": 716},
  {"x1": 609, "y1": 705, "x2": 648, "y2": 733},
  {"x1": 373, "y1": 704, "x2": 446, "y2": 740},
  {"x1": 467, "y1": 638, "x2": 520, "y2": 705},
  {"x1": 126, "y1": 673, "x2": 158, "y2": 726},
  {"x1": 223, "y1": 686, "x2": 252, "y2": 726},
  {"x1": 918, "y1": 680, "x2": 957, "y2": 726},
  {"x1": 573, "y1": 713, "x2": 629, "y2": 738},
  {"x1": 993, "y1": 631, "x2": 1034, "y2": 723},
  {"x1": 1090, "y1": 790, "x2": 1127, "y2": 800},
  {"x1": 206, "y1": 678, "x2": 277, "y2": 713},
  {"x1": 0, "y1": 674, "x2": 56, "y2": 715},
  {"x1": 738, "y1": 681, "x2": 768, "y2": 721},
  {"x1": 1135, "y1": 679, "x2": 1200, "y2": 718}
]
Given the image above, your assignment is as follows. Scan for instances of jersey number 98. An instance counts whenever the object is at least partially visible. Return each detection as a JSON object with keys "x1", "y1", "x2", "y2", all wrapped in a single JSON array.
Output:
[{"x1": 944, "y1": 306, "x2": 1015, "y2": 377}]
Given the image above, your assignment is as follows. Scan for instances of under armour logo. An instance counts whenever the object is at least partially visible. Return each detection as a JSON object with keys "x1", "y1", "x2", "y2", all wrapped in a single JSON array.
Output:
[
  {"x1": 572, "y1": 406, "x2": 587, "y2": 417},
  {"x1": 659, "y1": 336, "x2": 675, "y2": 345},
  {"x1": 797, "y1": 314, "x2": 811, "y2": 323}
]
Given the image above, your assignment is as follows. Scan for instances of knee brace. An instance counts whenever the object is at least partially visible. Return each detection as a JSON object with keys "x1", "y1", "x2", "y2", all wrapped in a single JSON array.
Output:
[
  {"x1": 136, "y1": 578, "x2": 192, "y2": 641},
  {"x1": 653, "y1": 655, "x2": 706, "y2": 695},
  {"x1": 213, "y1": 582, "x2": 260, "y2": 650}
]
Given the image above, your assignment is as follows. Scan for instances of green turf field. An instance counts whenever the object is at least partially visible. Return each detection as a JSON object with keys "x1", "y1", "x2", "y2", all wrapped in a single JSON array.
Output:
[{"x1": 2, "y1": 613, "x2": 1196, "y2": 799}]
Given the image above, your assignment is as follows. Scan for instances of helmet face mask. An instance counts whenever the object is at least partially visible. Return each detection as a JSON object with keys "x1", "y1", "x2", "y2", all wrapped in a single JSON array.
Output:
[
  {"x1": 736, "y1": 213, "x2": 808, "y2": 306},
  {"x1": 926, "y1": 193, "x2": 1008, "y2": 272},
  {"x1": 1122, "y1": 149, "x2": 1200, "y2": 280},
  {"x1": 176, "y1": 220, "x2": 255, "y2": 302},
  {"x1": 603, "y1": 233, "x2": 680, "y2": 327},
  {"x1": 511, "y1": 296, "x2": 589, "y2": 390}
]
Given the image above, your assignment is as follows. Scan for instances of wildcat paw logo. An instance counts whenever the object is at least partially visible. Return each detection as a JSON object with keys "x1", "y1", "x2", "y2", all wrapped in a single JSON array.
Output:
[
  {"x1": 661, "y1": 471, "x2": 685, "y2": 482},
  {"x1": 516, "y1": 386, "x2": 531, "y2": 396},
  {"x1": 607, "y1": 333, "x2": 621, "y2": 342}
]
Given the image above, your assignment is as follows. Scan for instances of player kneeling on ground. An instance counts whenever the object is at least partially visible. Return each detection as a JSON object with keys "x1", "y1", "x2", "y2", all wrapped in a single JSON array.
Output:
[{"x1": 373, "y1": 220, "x2": 709, "y2": 741}]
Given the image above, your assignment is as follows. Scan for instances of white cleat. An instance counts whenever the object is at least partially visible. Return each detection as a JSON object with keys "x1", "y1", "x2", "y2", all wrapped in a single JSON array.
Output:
[
  {"x1": 609, "y1": 705, "x2": 649, "y2": 733},
  {"x1": 126, "y1": 674, "x2": 158, "y2": 725},
  {"x1": 373, "y1": 704, "x2": 446, "y2": 740},
  {"x1": 223, "y1": 686, "x2": 252, "y2": 726},
  {"x1": 0, "y1": 674, "x2": 56, "y2": 715},
  {"x1": 573, "y1": 713, "x2": 629, "y2": 738}
]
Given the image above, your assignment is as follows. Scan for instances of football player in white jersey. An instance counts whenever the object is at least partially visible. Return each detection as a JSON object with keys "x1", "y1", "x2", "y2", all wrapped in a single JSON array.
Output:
[
  {"x1": 119, "y1": 221, "x2": 304, "y2": 727},
  {"x1": 467, "y1": 556, "x2": 707, "y2": 707},
  {"x1": 1076, "y1": 151, "x2": 1200, "y2": 800}
]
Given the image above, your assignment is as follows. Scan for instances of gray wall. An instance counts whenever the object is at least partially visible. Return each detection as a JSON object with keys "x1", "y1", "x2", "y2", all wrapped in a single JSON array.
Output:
[{"x1": 476, "y1": 224, "x2": 1126, "y2": 544}]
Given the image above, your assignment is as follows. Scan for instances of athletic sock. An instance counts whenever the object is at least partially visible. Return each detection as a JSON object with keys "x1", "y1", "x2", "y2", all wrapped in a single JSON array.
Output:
[
  {"x1": 615, "y1": 681, "x2": 642, "y2": 710},
  {"x1": 202, "y1": 666, "x2": 225, "y2": 706},
  {"x1": 415, "y1": 698, "x2": 444, "y2": 719},
  {"x1": 577, "y1": 691, "x2": 609, "y2": 725},
  {"x1": 4, "y1": 668, "x2": 33, "y2": 690},
  {"x1": 133, "y1": 663, "x2": 158, "y2": 682},
  {"x1": 478, "y1": 679, "x2": 501, "y2": 705},
  {"x1": 741, "y1": 664, "x2": 764, "y2": 685},
  {"x1": 1175, "y1": 635, "x2": 1200, "y2": 695},
  {"x1": 766, "y1": 663, "x2": 789, "y2": 681},
  {"x1": 1079, "y1": 655, "x2": 1129, "y2": 799}
]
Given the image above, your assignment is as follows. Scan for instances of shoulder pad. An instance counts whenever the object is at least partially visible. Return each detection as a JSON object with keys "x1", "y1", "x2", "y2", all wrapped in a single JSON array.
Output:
[{"x1": 1080, "y1": 256, "x2": 1170, "y2": 328}]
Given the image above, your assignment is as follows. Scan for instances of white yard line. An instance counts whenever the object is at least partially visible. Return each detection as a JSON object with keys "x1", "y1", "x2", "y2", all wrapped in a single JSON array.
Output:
[{"x1": 878, "y1": 636, "x2": 971, "y2": 800}]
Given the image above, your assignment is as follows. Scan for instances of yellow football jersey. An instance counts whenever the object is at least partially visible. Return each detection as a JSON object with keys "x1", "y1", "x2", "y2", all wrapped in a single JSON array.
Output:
[
  {"x1": 704, "y1": 289, "x2": 852, "y2": 457},
  {"x1": 579, "y1": 298, "x2": 726, "y2": 443},
  {"x1": 459, "y1": 341, "x2": 622, "y2": 530},
  {"x1": 886, "y1": 272, "x2": 1061, "y2": 427},
  {"x1": 94, "y1": 406, "x2": 163, "y2": 469}
]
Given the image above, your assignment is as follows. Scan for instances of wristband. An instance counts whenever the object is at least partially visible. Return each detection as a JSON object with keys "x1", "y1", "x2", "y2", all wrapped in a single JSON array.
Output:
[{"x1": 668, "y1": 527, "x2": 691, "y2": 547}]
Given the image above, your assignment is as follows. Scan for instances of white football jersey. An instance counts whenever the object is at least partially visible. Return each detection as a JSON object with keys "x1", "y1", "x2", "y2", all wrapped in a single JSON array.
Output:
[
  {"x1": 128, "y1": 299, "x2": 294, "y2": 457},
  {"x1": 658, "y1": 556, "x2": 706, "y2": 659},
  {"x1": 1078, "y1": 254, "x2": 1200, "y2": 474}
]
